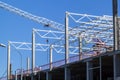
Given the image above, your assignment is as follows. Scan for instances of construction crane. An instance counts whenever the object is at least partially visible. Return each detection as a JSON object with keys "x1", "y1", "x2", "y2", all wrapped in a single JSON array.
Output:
[
  {"x1": 0, "y1": 1, "x2": 64, "y2": 31},
  {"x1": 0, "y1": 1, "x2": 116, "y2": 80},
  {"x1": 0, "y1": 0, "x2": 115, "y2": 58},
  {"x1": 0, "y1": 1, "x2": 113, "y2": 43}
]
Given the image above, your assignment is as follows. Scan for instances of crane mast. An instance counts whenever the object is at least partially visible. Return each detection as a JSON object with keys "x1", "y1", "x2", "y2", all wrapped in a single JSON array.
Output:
[{"x1": 0, "y1": 1, "x2": 64, "y2": 31}]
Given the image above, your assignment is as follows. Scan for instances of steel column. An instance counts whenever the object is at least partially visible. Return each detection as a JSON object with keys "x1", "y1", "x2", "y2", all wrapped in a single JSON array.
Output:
[
  {"x1": 65, "y1": 11, "x2": 69, "y2": 64},
  {"x1": 31, "y1": 29, "x2": 36, "y2": 80},
  {"x1": 38, "y1": 72, "x2": 41, "y2": 80},
  {"x1": 46, "y1": 72, "x2": 52, "y2": 80},
  {"x1": 86, "y1": 62, "x2": 89, "y2": 80},
  {"x1": 113, "y1": 54, "x2": 120, "y2": 80},
  {"x1": 15, "y1": 71, "x2": 17, "y2": 80},
  {"x1": 114, "y1": 55, "x2": 117, "y2": 80},
  {"x1": 27, "y1": 57, "x2": 30, "y2": 78},
  {"x1": 79, "y1": 35, "x2": 82, "y2": 60},
  {"x1": 99, "y1": 57, "x2": 102, "y2": 80},
  {"x1": 7, "y1": 41, "x2": 10, "y2": 80},
  {"x1": 86, "y1": 61, "x2": 93, "y2": 80},
  {"x1": 49, "y1": 45, "x2": 53, "y2": 71},
  {"x1": 27, "y1": 57, "x2": 30, "y2": 72},
  {"x1": 113, "y1": 0, "x2": 119, "y2": 51},
  {"x1": 46, "y1": 72, "x2": 48, "y2": 80},
  {"x1": 20, "y1": 54, "x2": 23, "y2": 80},
  {"x1": 65, "y1": 11, "x2": 69, "y2": 80}
]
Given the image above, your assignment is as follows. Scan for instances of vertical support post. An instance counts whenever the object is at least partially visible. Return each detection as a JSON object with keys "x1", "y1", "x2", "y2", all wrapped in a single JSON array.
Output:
[
  {"x1": 21, "y1": 56, "x2": 23, "y2": 80},
  {"x1": 38, "y1": 72, "x2": 40, "y2": 80},
  {"x1": 113, "y1": 0, "x2": 119, "y2": 79},
  {"x1": 113, "y1": 54, "x2": 120, "y2": 80},
  {"x1": 15, "y1": 71, "x2": 17, "y2": 80},
  {"x1": 86, "y1": 62, "x2": 89, "y2": 80},
  {"x1": 46, "y1": 72, "x2": 48, "y2": 80},
  {"x1": 27, "y1": 57, "x2": 30, "y2": 77},
  {"x1": 10, "y1": 64, "x2": 12, "y2": 80},
  {"x1": 65, "y1": 68, "x2": 71, "y2": 80},
  {"x1": 65, "y1": 11, "x2": 69, "y2": 80},
  {"x1": 46, "y1": 72, "x2": 52, "y2": 80},
  {"x1": 7, "y1": 41, "x2": 10, "y2": 80},
  {"x1": 114, "y1": 55, "x2": 117, "y2": 80},
  {"x1": 46, "y1": 72, "x2": 49, "y2": 80},
  {"x1": 99, "y1": 57, "x2": 102, "y2": 80},
  {"x1": 65, "y1": 11, "x2": 69, "y2": 64},
  {"x1": 113, "y1": 0, "x2": 119, "y2": 51},
  {"x1": 86, "y1": 61, "x2": 93, "y2": 80},
  {"x1": 27, "y1": 57, "x2": 30, "y2": 72},
  {"x1": 31, "y1": 29, "x2": 36, "y2": 80},
  {"x1": 49, "y1": 45, "x2": 53, "y2": 71},
  {"x1": 79, "y1": 35, "x2": 82, "y2": 60}
]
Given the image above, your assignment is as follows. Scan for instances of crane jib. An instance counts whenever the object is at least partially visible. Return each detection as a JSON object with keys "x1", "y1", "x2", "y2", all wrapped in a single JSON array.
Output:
[{"x1": 0, "y1": 1, "x2": 64, "y2": 31}]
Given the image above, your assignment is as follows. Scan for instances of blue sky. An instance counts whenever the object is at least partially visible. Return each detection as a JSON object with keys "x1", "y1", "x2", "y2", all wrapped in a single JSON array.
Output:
[{"x1": 0, "y1": 0, "x2": 119, "y2": 77}]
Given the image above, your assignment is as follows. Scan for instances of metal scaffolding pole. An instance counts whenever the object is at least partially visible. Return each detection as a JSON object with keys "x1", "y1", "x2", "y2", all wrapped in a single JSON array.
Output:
[
  {"x1": 7, "y1": 41, "x2": 10, "y2": 80},
  {"x1": 113, "y1": 0, "x2": 119, "y2": 51},
  {"x1": 31, "y1": 29, "x2": 36, "y2": 80}
]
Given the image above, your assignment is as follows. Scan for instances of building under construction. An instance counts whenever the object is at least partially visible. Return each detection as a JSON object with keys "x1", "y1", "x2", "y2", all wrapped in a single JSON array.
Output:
[{"x1": 0, "y1": 0, "x2": 120, "y2": 80}]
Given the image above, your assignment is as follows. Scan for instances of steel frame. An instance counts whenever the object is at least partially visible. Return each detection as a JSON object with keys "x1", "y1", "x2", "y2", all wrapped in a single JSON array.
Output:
[
  {"x1": 9, "y1": 41, "x2": 90, "y2": 54},
  {"x1": 67, "y1": 12, "x2": 113, "y2": 47},
  {"x1": 0, "y1": 1, "x2": 114, "y2": 46},
  {"x1": 1, "y1": 1, "x2": 119, "y2": 80}
]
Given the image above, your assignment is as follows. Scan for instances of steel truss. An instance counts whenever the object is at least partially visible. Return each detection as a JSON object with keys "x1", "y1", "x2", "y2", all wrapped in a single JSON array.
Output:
[
  {"x1": 33, "y1": 27, "x2": 113, "y2": 54},
  {"x1": 0, "y1": 1, "x2": 114, "y2": 47},
  {"x1": 0, "y1": 1, "x2": 114, "y2": 43},
  {"x1": 9, "y1": 23, "x2": 113, "y2": 55},
  {"x1": 67, "y1": 12, "x2": 114, "y2": 48},
  {"x1": 33, "y1": 28, "x2": 64, "y2": 40},
  {"x1": 10, "y1": 41, "x2": 91, "y2": 54}
]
